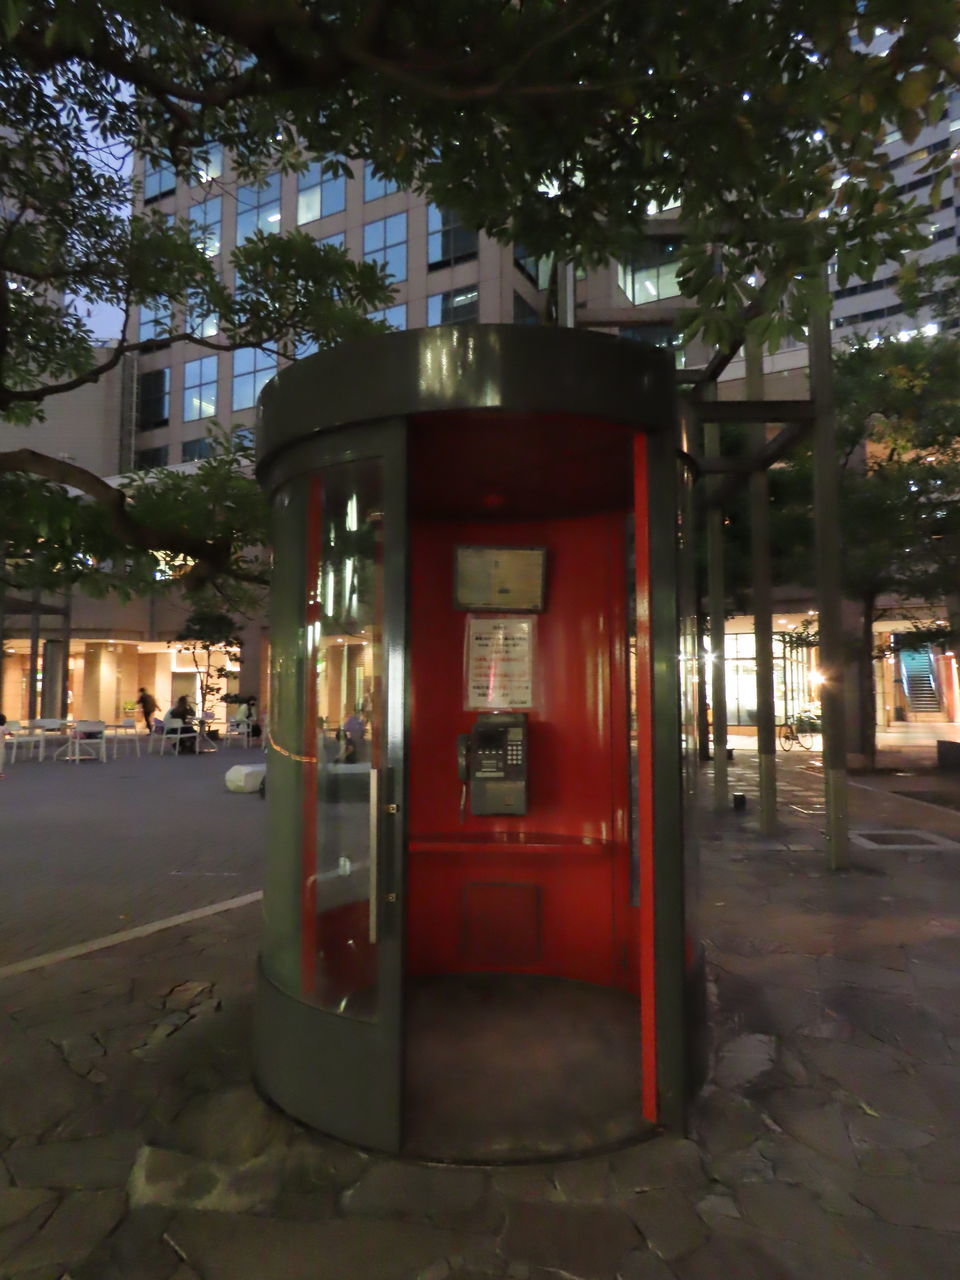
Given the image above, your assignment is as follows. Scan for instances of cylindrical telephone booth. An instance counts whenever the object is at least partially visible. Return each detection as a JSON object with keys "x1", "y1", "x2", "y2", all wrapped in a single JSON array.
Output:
[{"x1": 254, "y1": 324, "x2": 703, "y2": 1159}]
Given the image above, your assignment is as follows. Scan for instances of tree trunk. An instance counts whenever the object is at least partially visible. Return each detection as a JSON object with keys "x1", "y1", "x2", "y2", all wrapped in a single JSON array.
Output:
[{"x1": 858, "y1": 592, "x2": 878, "y2": 769}]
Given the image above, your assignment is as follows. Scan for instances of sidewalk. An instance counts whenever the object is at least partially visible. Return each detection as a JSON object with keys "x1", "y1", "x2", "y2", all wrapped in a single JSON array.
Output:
[{"x1": 1, "y1": 750, "x2": 959, "y2": 1278}]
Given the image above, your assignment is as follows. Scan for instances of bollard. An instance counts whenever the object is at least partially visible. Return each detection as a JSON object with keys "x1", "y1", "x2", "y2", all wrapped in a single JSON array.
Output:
[{"x1": 732, "y1": 792, "x2": 747, "y2": 812}]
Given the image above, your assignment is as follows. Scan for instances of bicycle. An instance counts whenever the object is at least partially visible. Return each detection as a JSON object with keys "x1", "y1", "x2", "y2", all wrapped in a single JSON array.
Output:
[{"x1": 778, "y1": 718, "x2": 813, "y2": 751}]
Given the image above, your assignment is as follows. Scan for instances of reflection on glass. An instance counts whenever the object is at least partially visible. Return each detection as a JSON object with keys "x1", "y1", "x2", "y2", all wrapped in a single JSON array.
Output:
[{"x1": 307, "y1": 459, "x2": 383, "y2": 1019}]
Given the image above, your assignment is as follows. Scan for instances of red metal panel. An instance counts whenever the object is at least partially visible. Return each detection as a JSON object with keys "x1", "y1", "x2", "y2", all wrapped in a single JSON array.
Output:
[
  {"x1": 633, "y1": 434, "x2": 658, "y2": 1124},
  {"x1": 407, "y1": 512, "x2": 631, "y2": 986},
  {"x1": 300, "y1": 476, "x2": 323, "y2": 996}
]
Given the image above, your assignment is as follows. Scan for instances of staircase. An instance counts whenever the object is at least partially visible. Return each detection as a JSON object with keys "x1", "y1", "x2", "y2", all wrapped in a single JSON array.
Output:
[{"x1": 899, "y1": 647, "x2": 942, "y2": 714}]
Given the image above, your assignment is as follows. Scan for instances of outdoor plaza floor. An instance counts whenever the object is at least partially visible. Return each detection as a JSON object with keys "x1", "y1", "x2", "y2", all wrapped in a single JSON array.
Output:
[{"x1": 2, "y1": 739, "x2": 960, "y2": 1276}]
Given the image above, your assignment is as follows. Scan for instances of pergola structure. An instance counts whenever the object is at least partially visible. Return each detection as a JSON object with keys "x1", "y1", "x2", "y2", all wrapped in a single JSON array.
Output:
[
  {"x1": 0, "y1": 586, "x2": 73, "y2": 722},
  {"x1": 578, "y1": 263, "x2": 849, "y2": 870}
]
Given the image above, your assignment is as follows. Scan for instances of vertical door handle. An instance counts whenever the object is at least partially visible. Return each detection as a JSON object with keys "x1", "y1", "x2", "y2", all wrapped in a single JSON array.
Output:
[{"x1": 369, "y1": 766, "x2": 379, "y2": 944}]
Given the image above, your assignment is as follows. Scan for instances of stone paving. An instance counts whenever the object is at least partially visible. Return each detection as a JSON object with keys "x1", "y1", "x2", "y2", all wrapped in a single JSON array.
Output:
[{"x1": 1, "y1": 751, "x2": 960, "y2": 1277}]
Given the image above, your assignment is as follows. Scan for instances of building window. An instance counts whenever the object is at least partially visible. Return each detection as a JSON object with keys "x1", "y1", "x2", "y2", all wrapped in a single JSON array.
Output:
[
  {"x1": 137, "y1": 368, "x2": 169, "y2": 430},
  {"x1": 232, "y1": 426, "x2": 255, "y2": 449},
  {"x1": 181, "y1": 437, "x2": 213, "y2": 462},
  {"x1": 617, "y1": 324, "x2": 685, "y2": 368},
  {"x1": 187, "y1": 300, "x2": 219, "y2": 339},
  {"x1": 190, "y1": 196, "x2": 222, "y2": 257},
  {"x1": 193, "y1": 144, "x2": 223, "y2": 184},
  {"x1": 183, "y1": 356, "x2": 218, "y2": 421},
  {"x1": 427, "y1": 286, "x2": 479, "y2": 326},
  {"x1": 236, "y1": 174, "x2": 282, "y2": 243},
  {"x1": 364, "y1": 165, "x2": 398, "y2": 202},
  {"x1": 514, "y1": 246, "x2": 553, "y2": 290},
  {"x1": 297, "y1": 160, "x2": 346, "y2": 225},
  {"x1": 427, "y1": 206, "x2": 478, "y2": 270},
  {"x1": 135, "y1": 445, "x2": 169, "y2": 470},
  {"x1": 321, "y1": 231, "x2": 346, "y2": 250},
  {"x1": 143, "y1": 157, "x2": 176, "y2": 203},
  {"x1": 368, "y1": 303, "x2": 407, "y2": 330},
  {"x1": 138, "y1": 300, "x2": 171, "y2": 343},
  {"x1": 513, "y1": 293, "x2": 539, "y2": 325},
  {"x1": 363, "y1": 213, "x2": 407, "y2": 282},
  {"x1": 617, "y1": 240, "x2": 683, "y2": 305},
  {"x1": 232, "y1": 347, "x2": 277, "y2": 410}
]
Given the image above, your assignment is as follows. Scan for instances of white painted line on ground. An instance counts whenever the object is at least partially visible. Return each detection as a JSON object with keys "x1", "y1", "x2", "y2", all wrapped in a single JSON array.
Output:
[{"x1": 0, "y1": 891, "x2": 264, "y2": 981}]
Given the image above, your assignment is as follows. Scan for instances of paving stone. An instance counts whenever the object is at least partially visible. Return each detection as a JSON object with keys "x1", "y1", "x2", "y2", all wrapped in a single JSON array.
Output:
[
  {"x1": 69, "y1": 1206, "x2": 179, "y2": 1280},
  {"x1": 0, "y1": 1189, "x2": 125, "y2": 1274},
  {"x1": 166, "y1": 1211, "x2": 459, "y2": 1280},
  {"x1": 501, "y1": 1200, "x2": 639, "y2": 1279},
  {"x1": 609, "y1": 1139, "x2": 706, "y2": 1196},
  {"x1": 856, "y1": 1147, "x2": 913, "y2": 1177},
  {"x1": 0, "y1": 1190, "x2": 57, "y2": 1242},
  {"x1": 622, "y1": 1189, "x2": 709, "y2": 1261},
  {"x1": 758, "y1": 1089, "x2": 859, "y2": 1166},
  {"x1": 129, "y1": 1146, "x2": 280, "y2": 1213},
  {"x1": 553, "y1": 1157, "x2": 611, "y2": 1202},
  {"x1": 845, "y1": 1216, "x2": 960, "y2": 1279},
  {"x1": 4, "y1": 1131, "x2": 140, "y2": 1189},
  {"x1": 715, "y1": 1034, "x2": 777, "y2": 1090},
  {"x1": 692, "y1": 1090, "x2": 765, "y2": 1158},
  {"x1": 695, "y1": 1192, "x2": 740, "y2": 1223},
  {"x1": 342, "y1": 1161, "x2": 486, "y2": 1220},
  {"x1": 912, "y1": 1137, "x2": 960, "y2": 1183},
  {"x1": 708, "y1": 1143, "x2": 774, "y2": 1187},
  {"x1": 170, "y1": 1086, "x2": 292, "y2": 1163},
  {"x1": 281, "y1": 1134, "x2": 369, "y2": 1193},
  {"x1": 735, "y1": 1182, "x2": 861, "y2": 1257},
  {"x1": 272, "y1": 1189, "x2": 338, "y2": 1220},
  {"x1": 847, "y1": 1110, "x2": 935, "y2": 1154},
  {"x1": 0, "y1": 1035, "x2": 96, "y2": 1141},
  {"x1": 671, "y1": 1232, "x2": 810, "y2": 1280},
  {"x1": 615, "y1": 1248, "x2": 676, "y2": 1279},
  {"x1": 0, "y1": 1199, "x2": 58, "y2": 1272},
  {"x1": 852, "y1": 1173, "x2": 960, "y2": 1230},
  {"x1": 489, "y1": 1167, "x2": 560, "y2": 1202}
]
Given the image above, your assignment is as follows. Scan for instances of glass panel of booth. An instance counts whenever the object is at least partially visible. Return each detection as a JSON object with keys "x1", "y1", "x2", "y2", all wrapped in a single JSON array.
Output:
[{"x1": 308, "y1": 459, "x2": 383, "y2": 1019}]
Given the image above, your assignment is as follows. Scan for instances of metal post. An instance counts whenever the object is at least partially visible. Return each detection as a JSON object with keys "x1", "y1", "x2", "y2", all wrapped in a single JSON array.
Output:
[
  {"x1": 809, "y1": 287, "x2": 849, "y2": 870},
  {"x1": 27, "y1": 587, "x2": 41, "y2": 724},
  {"x1": 60, "y1": 589, "x2": 72, "y2": 719},
  {"x1": 746, "y1": 338, "x2": 778, "y2": 834},
  {"x1": 0, "y1": 560, "x2": 5, "y2": 709},
  {"x1": 557, "y1": 262, "x2": 576, "y2": 328},
  {"x1": 705, "y1": 411, "x2": 729, "y2": 811}
]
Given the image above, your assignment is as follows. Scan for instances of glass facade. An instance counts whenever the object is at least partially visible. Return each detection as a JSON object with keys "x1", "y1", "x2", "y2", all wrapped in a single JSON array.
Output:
[
  {"x1": 723, "y1": 632, "x2": 813, "y2": 726},
  {"x1": 138, "y1": 300, "x2": 171, "y2": 343},
  {"x1": 297, "y1": 161, "x2": 347, "y2": 225},
  {"x1": 236, "y1": 174, "x2": 282, "y2": 243},
  {"x1": 427, "y1": 286, "x2": 479, "y2": 326},
  {"x1": 137, "y1": 368, "x2": 169, "y2": 430},
  {"x1": 194, "y1": 144, "x2": 223, "y2": 183},
  {"x1": 135, "y1": 445, "x2": 169, "y2": 469},
  {"x1": 232, "y1": 347, "x2": 277, "y2": 410},
  {"x1": 183, "y1": 355, "x2": 218, "y2": 421},
  {"x1": 363, "y1": 214, "x2": 407, "y2": 282}
]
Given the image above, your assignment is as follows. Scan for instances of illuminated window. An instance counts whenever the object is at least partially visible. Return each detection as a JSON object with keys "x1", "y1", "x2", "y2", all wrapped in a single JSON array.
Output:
[
  {"x1": 297, "y1": 160, "x2": 346, "y2": 224},
  {"x1": 232, "y1": 347, "x2": 277, "y2": 410},
  {"x1": 618, "y1": 240, "x2": 683, "y2": 304},
  {"x1": 193, "y1": 144, "x2": 223, "y2": 183},
  {"x1": 181, "y1": 437, "x2": 213, "y2": 462},
  {"x1": 236, "y1": 174, "x2": 281, "y2": 243},
  {"x1": 183, "y1": 356, "x2": 218, "y2": 421},
  {"x1": 190, "y1": 196, "x2": 222, "y2": 257},
  {"x1": 427, "y1": 286, "x2": 478, "y2": 326},
  {"x1": 135, "y1": 445, "x2": 169, "y2": 469},
  {"x1": 363, "y1": 213, "x2": 406, "y2": 282}
]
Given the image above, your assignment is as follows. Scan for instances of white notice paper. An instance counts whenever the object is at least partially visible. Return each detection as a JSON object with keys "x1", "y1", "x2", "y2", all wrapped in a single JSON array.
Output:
[{"x1": 465, "y1": 617, "x2": 535, "y2": 709}]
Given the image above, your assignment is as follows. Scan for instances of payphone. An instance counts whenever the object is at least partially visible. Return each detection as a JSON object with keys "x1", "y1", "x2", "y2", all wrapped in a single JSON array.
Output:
[{"x1": 457, "y1": 712, "x2": 529, "y2": 816}]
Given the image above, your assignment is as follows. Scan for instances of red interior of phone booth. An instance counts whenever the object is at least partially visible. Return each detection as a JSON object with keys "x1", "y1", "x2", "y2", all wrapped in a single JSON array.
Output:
[{"x1": 405, "y1": 410, "x2": 650, "y2": 1002}]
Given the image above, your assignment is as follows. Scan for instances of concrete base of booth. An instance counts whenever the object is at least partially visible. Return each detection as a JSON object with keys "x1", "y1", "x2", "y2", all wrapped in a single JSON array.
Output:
[{"x1": 404, "y1": 974, "x2": 651, "y2": 1162}]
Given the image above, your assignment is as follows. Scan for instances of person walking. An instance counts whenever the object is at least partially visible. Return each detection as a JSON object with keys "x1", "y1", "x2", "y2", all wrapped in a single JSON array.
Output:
[{"x1": 136, "y1": 687, "x2": 158, "y2": 734}]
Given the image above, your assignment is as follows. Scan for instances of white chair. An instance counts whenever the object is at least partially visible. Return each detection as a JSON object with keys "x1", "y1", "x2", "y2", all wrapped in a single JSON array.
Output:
[
  {"x1": 109, "y1": 719, "x2": 141, "y2": 759},
  {"x1": 147, "y1": 720, "x2": 167, "y2": 754},
  {"x1": 224, "y1": 718, "x2": 252, "y2": 748},
  {"x1": 31, "y1": 718, "x2": 66, "y2": 762},
  {"x1": 6, "y1": 721, "x2": 43, "y2": 764},
  {"x1": 158, "y1": 719, "x2": 197, "y2": 756},
  {"x1": 56, "y1": 720, "x2": 107, "y2": 763}
]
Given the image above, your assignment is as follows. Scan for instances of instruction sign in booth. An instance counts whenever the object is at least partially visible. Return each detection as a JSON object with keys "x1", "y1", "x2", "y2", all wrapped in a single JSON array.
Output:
[{"x1": 254, "y1": 324, "x2": 703, "y2": 1159}]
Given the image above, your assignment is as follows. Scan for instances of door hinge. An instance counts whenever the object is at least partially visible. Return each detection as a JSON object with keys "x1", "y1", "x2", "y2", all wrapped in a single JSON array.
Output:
[
  {"x1": 385, "y1": 803, "x2": 399, "y2": 814},
  {"x1": 386, "y1": 891, "x2": 397, "y2": 903}
]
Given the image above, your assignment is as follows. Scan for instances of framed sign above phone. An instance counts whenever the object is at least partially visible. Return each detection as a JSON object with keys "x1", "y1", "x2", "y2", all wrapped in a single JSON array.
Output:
[{"x1": 454, "y1": 546, "x2": 547, "y2": 612}]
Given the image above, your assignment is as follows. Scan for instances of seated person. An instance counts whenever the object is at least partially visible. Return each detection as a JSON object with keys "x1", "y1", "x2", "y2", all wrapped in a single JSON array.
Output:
[{"x1": 166, "y1": 696, "x2": 198, "y2": 753}]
